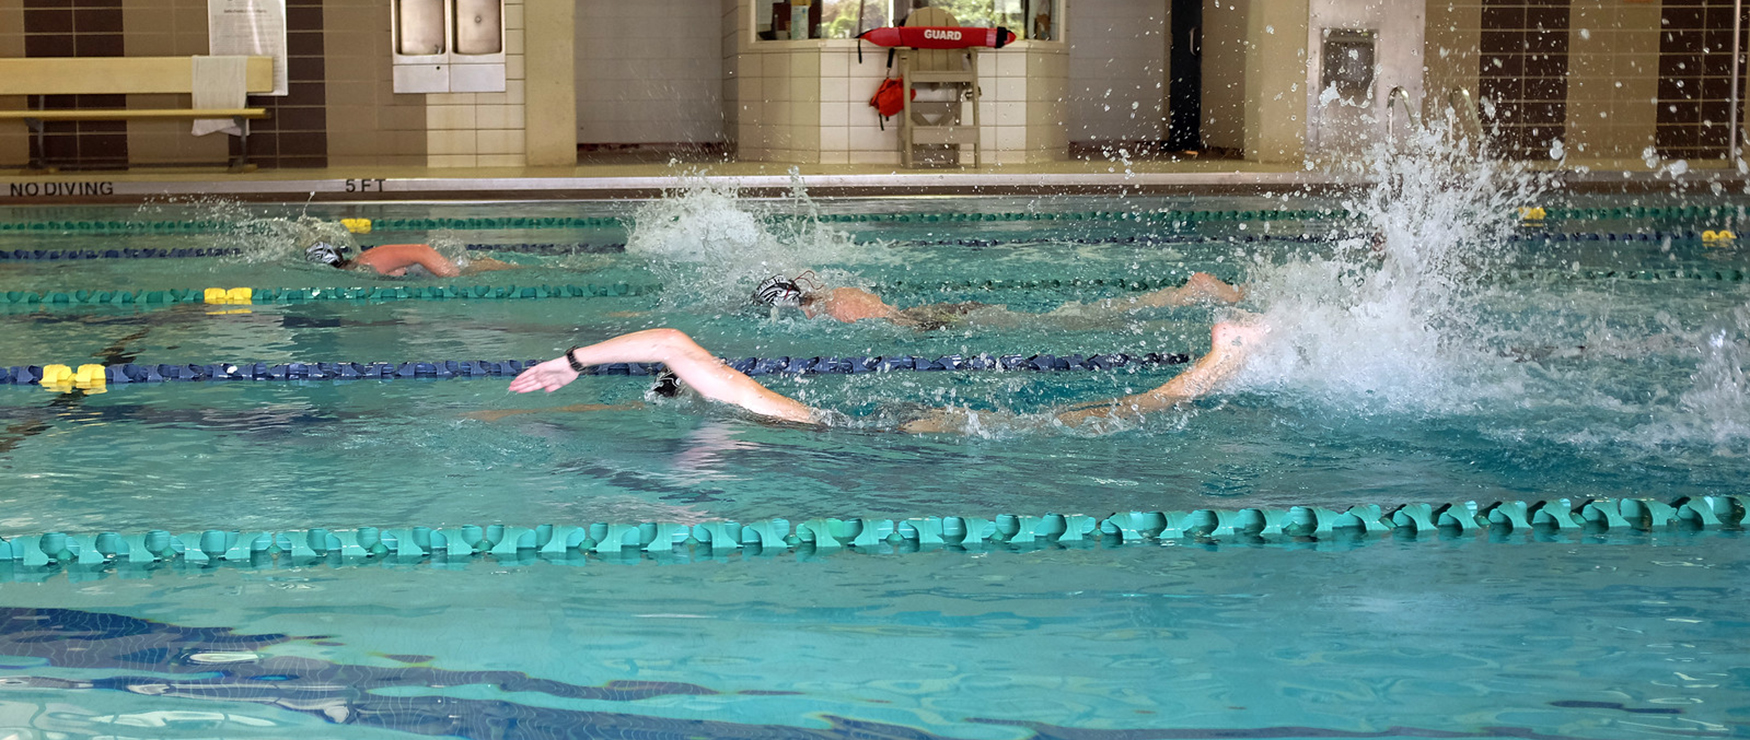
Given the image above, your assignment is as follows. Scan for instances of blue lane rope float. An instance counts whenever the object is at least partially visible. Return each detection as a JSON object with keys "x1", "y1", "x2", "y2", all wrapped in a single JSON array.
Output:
[
  {"x1": 0, "y1": 247, "x2": 243, "y2": 261},
  {"x1": 1, "y1": 352, "x2": 1195, "y2": 388},
  {"x1": 0, "y1": 283, "x2": 654, "y2": 305},
  {"x1": 0, "y1": 496, "x2": 1741, "y2": 573},
  {"x1": 0, "y1": 243, "x2": 620, "y2": 262}
]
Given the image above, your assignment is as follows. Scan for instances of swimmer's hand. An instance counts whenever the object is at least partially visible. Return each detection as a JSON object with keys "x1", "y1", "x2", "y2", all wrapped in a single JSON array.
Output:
[{"x1": 508, "y1": 357, "x2": 580, "y2": 393}]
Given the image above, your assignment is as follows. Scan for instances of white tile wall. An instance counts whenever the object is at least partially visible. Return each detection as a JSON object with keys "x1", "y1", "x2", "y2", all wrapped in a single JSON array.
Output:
[{"x1": 410, "y1": 0, "x2": 1150, "y2": 168}]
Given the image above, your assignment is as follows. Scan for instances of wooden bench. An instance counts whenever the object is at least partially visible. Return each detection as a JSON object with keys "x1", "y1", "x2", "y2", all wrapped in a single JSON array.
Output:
[{"x1": 0, "y1": 56, "x2": 275, "y2": 172}]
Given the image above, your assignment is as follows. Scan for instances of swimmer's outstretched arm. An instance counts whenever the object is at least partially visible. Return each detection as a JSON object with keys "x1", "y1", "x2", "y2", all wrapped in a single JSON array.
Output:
[
  {"x1": 1135, "y1": 272, "x2": 1245, "y2": 308},
  {"x1": 896, "y1": 319, "x2": 1265, "y2": 434},
  {"x1": 1052, "y1": 320, "x2": 1263, "y2": 427},
  {"x1": 508, "y1": 328, "x2": 818, "y2": 424}
]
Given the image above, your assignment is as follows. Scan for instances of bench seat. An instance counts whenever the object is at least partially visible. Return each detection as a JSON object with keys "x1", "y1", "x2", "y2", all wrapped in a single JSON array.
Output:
[
  {"x1": 0, "y1": 109, "x2": 266, "y2": 121},
  {"x1": 0, "y1": 56, "x2": 275, "y2": 171}
]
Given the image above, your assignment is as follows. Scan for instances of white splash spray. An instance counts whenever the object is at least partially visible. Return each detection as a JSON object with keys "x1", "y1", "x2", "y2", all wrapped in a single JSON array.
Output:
[
  {"x1": 625, "y1": 173, "x2": 879, "y2": 311},
  {"x1": 1237, "y1": 115, "x2": 1552, "y2": 412}
]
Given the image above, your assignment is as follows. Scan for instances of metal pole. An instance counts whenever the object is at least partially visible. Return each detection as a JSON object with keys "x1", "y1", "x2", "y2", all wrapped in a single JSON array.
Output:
[{"x1": 1731, "y1": 0, "x2": 1743, "y2": 161}]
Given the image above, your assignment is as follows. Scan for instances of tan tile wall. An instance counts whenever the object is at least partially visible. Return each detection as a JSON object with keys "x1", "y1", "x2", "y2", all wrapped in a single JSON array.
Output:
[
  {"x1": 1023, "y1": 46, "x2": 1070, "y2": 162},
  {"x1": 1427, "y1": 2, "x2": 1677, "y2": 161},
  {"x1": 723, "y1": 0, "x2": 740, "y2": 147},
  {"x1": 1200, "y1": 0, "x2": 1248, "y2": 151},
  {"x1": 324, "y1": 0, "x2": 427, "y2": 168},
  {"x1": 0, "y1": 0, "x2": 26, "y2": 167},
  {"x1": 120, "y1": 0, "x2": 228, "y2": 165},
  {"x1": 1424, "y1": 1, "x2": 1481, "y2": 114},
  {"x1": 525, "y1": 0, "x2": 574, "y2": 166},
  {"x1": 426, "y1": 0, "x2": 528, "y2": 168},
  {"x1": 1567, "y1": 2, "x2": 1658, "y2": 160},
  {"x1": 1243, "y1": 0, "x2": 1308, "y2": 163},
  {"x1": 738, "y1": 45, "x2": 822, "y2": 164}
]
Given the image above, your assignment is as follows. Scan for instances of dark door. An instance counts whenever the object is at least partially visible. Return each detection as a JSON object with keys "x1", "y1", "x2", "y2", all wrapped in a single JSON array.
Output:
[{"x1": 1166, "y1": 0, "x2": 1203, "y2": 151}]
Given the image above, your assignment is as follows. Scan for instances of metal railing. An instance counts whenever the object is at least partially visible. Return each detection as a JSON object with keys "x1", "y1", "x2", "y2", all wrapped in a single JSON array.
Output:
[{"x1": 1386, "y1": 85, "x2": 1420, "y2": 136}]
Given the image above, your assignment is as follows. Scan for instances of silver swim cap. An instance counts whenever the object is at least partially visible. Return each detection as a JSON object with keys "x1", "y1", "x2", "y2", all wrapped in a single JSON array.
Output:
[
  {"x1": 753, "y1": 275, "x2": 804, "y2": 308},
  {"x1": 305, "y1": 242, "x2": 346, "y2": 266}
]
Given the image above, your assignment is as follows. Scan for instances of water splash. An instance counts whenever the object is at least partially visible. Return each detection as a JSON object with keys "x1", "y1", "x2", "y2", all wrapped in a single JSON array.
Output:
[
  {"x1": 1239, "y1": 116, "x2": 1551, "y2": 413},
  {"x1": 625, "y1": 173, "x2": 878, "y2": 311},
  {"x1": 1669, "y1": 308, "x2": 1750, "y2": 454}
]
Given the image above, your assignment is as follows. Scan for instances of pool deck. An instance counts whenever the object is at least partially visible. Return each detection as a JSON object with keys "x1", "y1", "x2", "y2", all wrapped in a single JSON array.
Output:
[{"x1": 0, "y1": 156, "x2": 1743, "y2": 205}]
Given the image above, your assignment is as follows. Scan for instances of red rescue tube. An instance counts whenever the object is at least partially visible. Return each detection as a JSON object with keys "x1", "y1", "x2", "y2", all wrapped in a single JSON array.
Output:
[{"x1": 859, "y1": 26, "x2": 1016, "y2": 49}]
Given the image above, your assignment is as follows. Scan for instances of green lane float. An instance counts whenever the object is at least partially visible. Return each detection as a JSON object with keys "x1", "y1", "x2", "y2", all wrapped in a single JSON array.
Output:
[{"x1": 0, "y1": 496, "x2": 1739, "y2": 573}]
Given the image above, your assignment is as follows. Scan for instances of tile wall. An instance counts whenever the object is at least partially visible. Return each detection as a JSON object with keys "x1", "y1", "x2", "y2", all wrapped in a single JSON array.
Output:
[
  {"x1": 119, "y1": 0, "x2": 226, "y2": 166},
  {"x1": 1478, "y1": 0, "x2": 1571, "y2": 160},
  {"x1": 1566, "y1": 1, "x2": 1658, "y2": 160},
  {"x1": 730, "y1": 41, "x2": 1063, "y2": 166},
  {"x1": 23, "y1": 0, "x2": 129, "y2": 169},
  {"x1": 423, "y1": 0, "x2": 526, "y2": 168},
  {"x1": 1655, "y1": 0, "x2": 1748, "y2": 160},
  {"x1": 321, "y1": 0, "x2": 427, "y2": 168},
  {"x1": 242, "y1": 0, "x2": 328, "y2": 168},
  {"x1": 0, "y1": 1, "x2": 23, "y2": 165}
]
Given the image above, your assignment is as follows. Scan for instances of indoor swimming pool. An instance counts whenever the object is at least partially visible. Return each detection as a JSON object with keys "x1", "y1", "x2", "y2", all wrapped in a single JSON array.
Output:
[{"x1": 0, "y1": 161, "x2": 1747, "y2": 738}]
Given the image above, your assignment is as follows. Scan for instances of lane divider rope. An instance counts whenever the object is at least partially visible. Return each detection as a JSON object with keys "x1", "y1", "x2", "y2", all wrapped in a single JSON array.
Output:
[
  {"x1": 0, "y1": 496, "x2": 1741, "y2": 570},
  {"x1": 0, "y1": 282, "x2": 653, "y2": 305},
  {"x1": 10, "y1": 257, "x2": 1750, "y2": 309},
  {"x1": 5, "y1": 351, "x2": 1195, "y2": 389},
  {"x1": 0, "y1": 225, "x2": 1740, "y2": 264},
  {"x1": 2, "y1": 204, "x2": 1742, "y2": 235},
  {"x1": 0, "y1": 242, "x2": 624, "y2": 262}
]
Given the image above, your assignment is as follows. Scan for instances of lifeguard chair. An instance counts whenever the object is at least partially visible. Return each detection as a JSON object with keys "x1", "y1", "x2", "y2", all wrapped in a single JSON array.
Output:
[{"x1": 897, "y1": 7, "x2": 981, "y2": 167}]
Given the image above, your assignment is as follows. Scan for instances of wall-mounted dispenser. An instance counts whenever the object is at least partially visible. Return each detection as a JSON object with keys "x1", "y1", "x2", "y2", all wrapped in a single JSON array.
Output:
[{"x1": 392, "y1": 0, "x2": 506, "y2": 94}]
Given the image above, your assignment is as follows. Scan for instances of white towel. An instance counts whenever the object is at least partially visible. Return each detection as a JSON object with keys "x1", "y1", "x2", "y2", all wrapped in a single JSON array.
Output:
[{"x1": 191, "y1": 55, "x2": 249, "y2": 137}]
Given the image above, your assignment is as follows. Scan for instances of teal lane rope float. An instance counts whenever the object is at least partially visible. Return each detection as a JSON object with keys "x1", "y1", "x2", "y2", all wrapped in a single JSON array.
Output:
[
  {"x1": 1, "y1": 496, "x2": 1742, "y2": 572},
  {"x1": 7, "y1": 261, "x2": 1749, "y2": 309},
  {"x1": 3, "y1": 351, "x2": 1195, "y2": 387},
  {"x1": 0, "y1": 204, "x2": 1744, "y2": 236},
  {"x1": 0, "y1": 228, "x2": 1742, "y2": 264}
]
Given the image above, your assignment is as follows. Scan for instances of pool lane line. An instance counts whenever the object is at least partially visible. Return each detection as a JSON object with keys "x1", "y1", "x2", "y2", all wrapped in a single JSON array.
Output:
[
  {"x1": 3, "y1": 352, "x2": 1197, "y2": 388},
  {"x1": 0, "y1": 202, "x2": 1743, "y2": 234},
  {"x1": 0, "y1": 282, "x2": 655, "y2": 306},
  {"x1": 0, "y1": 226, "x2": 1741, "y2": 265},
  {"x1": 0, "y1": 496, "x2": 1741, "y2": 570},
  {"x1": 10, "y1": 258, "x2": 1750, "y2": 310}
]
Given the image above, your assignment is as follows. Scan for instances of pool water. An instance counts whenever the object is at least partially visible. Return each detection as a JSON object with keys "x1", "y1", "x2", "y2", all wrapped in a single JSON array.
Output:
[
  {"x1": 0, "y1": 531, "x2": 1743, "y2": 740},
  {"x1": 0, "y1": 181, "x2": 1747, "y2": 739}
]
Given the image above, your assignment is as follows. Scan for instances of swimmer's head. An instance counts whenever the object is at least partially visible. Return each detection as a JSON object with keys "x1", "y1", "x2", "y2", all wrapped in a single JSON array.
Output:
[
  {"x1": 305, "y1": 241, "x2": 349, "y2": 267},
  {"x1": 753, "y1": 274, "x2": 805, "y2": 308},
  {"x1": 752, "y1": 270, "x2": 823, "y2": 310}
]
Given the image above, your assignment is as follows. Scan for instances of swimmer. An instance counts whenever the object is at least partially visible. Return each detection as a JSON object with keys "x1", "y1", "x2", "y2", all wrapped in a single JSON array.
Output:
[
  {"x1": 304, "y1": 241, "x2": 516, "y2": 278},
  {"x1": 502, "y1": 319, "x2": 1266, "y2": 434},
  {"x1": 752, "y1": 271, "x2": 1244, "y2": 330}
]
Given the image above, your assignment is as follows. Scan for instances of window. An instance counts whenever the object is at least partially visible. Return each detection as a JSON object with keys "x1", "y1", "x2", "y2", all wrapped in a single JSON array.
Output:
[{"x1": 761, "y1": 0, "x2": 1056, "y2": 41}]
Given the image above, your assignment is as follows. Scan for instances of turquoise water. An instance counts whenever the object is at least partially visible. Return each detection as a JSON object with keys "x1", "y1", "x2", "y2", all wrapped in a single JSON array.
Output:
[
  {"x1": 0, "y1": 533, "x2": 1744, "y2": 739},
  {"x1": 0, "y1": 191, "x2": 1747, "y2": 739}
]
